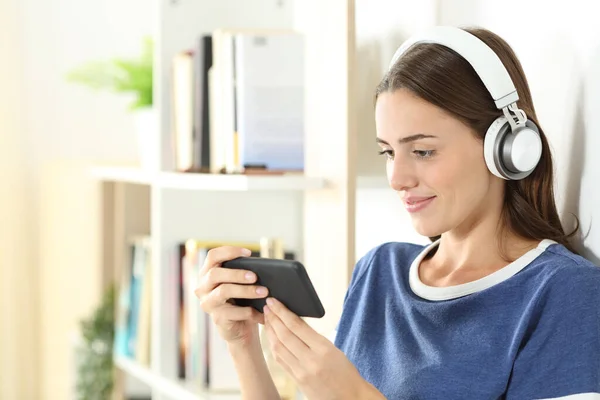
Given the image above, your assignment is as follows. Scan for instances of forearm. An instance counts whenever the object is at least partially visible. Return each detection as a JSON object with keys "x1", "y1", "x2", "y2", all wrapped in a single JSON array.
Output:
[
  {"x1": 228, "y1": 338, "x2": 281, "y2": 400},
  {"x1": 357, "y1": 379, "x2": 386, "y2": 400}
]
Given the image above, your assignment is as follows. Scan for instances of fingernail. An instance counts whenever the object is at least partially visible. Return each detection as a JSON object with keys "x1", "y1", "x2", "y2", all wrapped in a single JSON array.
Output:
[
  {"x1": 242, "y1": 248, "x2": 252, "y2": 256},
  {"x1": 256, "y1": 287, "x2": 267, "y2": 295},
  {"x1": 263, "y1": 305, "x2": 271, "y2": 314},
  {"x1": 266, "y1": 297, "x2": 275, "y2": 306},
  {"x1": 245, "y1": 272, "x2": 255, "y2": 281}
]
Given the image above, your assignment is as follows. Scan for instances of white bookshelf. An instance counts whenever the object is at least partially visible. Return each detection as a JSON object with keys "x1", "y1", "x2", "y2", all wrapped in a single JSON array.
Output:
[
  {"x1": 91, "y1": 166, "x2": 329, "y2": 191},
  {"x1": 93, "y1": 1, "x2": 357, "y2": 400},
  {"x1": 115, "y1": 356, "x2": 241, "y2": 400}
]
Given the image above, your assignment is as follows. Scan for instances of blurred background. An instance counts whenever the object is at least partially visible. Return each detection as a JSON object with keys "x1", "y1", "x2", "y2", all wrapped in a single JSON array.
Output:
[{"x1": 1, "y1": 0, "x2": 599, "y2": 399}]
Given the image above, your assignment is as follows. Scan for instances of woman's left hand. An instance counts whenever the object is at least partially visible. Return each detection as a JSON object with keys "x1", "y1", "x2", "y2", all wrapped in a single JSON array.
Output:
[{"x1": 263, "y1": 297, "x2": 385, "y2": 400}]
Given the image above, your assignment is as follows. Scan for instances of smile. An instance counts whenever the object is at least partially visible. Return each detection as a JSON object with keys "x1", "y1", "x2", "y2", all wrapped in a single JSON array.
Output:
[{"x1": 404, "y1": 196, "x2": 436, "y2": 213}]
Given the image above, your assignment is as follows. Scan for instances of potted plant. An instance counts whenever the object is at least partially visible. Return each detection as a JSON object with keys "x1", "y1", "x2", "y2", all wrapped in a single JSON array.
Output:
[
  {"x1": 73, "y1": 284, "x2": 116, "y2": 400},
  {"x1": 66, "y1": 36, "x2": 155, "y2": 169}
]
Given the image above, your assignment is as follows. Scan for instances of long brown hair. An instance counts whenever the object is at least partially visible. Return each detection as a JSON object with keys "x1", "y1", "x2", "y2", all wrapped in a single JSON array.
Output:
[{"x1": 375, "y1": 26, "x2": 579, "y2": 257}]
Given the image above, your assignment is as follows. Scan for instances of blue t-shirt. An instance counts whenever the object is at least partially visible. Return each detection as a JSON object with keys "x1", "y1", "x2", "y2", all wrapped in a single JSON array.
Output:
[{"x1": 333, "y1": 239, "x2": 600, "y2": 399}]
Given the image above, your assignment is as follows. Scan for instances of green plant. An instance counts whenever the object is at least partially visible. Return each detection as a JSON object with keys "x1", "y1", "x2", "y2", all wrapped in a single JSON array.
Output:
[
  {"x1": 67, "y1": 37, "x2": 153, "y2": 111},
  {"x1": 75, "y1": 283, "x2": 116, "y2": 400}
]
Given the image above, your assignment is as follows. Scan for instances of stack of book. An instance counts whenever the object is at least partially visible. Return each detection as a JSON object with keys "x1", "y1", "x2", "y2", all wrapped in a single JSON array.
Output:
[
  {"x1": 114, "y1": 236, "x2": 153, "y2": 367},
  {"x1": 171, "y1": 29, "x2": 305, "y2": 175},
  {"x1": 114, "y1": 235, "x2": 299, "y2": 398}
]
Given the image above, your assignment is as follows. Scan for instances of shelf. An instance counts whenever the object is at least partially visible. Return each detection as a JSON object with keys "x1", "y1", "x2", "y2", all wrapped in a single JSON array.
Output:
[
  {"x1": 91, "y1": 166, "x2": 154, "y2": 185},
  {"x1": 115, "y1": 356, "x2": 241, "y2": 400},
  {"x1": 356, "y1": 175, "x2": 389, "y2": 189},
  {"x1": 91, "y1": 166, "x2": 328, "y2": 191}
]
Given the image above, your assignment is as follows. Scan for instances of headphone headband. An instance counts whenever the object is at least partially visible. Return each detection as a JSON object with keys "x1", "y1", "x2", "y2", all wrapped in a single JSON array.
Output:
[{"x1": 388, "y1": 26, "x2": 518, "y2": 110}]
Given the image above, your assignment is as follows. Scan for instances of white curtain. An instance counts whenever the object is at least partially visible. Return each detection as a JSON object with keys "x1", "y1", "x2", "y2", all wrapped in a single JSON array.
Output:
[{"x1": 0, "y1": 0, "x2": 39, "y2": 398}]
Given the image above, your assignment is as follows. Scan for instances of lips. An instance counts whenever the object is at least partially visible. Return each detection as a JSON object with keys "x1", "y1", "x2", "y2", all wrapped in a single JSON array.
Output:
[
  {"x1": 404, "y1": 196, "x2": 436, "y2": 205},
  {"x1": 403, "y1": 196, "x2": 436, "y2": 213}
]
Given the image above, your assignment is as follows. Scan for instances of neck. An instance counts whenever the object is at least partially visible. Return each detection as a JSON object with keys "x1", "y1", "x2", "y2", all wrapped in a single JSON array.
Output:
[{"x1": 431, "y1": 188, "x2": 538, "y2": 272}]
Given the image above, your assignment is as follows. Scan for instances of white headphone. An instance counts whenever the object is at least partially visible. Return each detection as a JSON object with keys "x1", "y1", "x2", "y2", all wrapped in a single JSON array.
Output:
[{"x1": 388, "y1": 26, "x2": 542, "y2": 180}]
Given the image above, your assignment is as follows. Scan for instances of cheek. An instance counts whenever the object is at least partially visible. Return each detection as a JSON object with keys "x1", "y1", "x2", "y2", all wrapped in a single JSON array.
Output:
[{"x1": 429, "y1": 149, "x2": 489, "y2": 202}]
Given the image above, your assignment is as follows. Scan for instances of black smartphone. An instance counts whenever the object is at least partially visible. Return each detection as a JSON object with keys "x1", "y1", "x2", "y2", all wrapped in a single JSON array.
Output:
[{"x1": 221, "y1": 257, "x2": 325, "y2": 318}]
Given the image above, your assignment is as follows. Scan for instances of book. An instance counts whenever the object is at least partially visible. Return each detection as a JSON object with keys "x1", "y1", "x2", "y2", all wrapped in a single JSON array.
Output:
[
  {"x1": 194, "y1": 35, "x2": 213, "y2": 171},
  {"x1": 233, "y1": 32, "x2": 305, "y2": 172},
  {"x1": 135, "y1": 238, "x2": 152, "y2": 366},
  {"x1": 209, "y1": 29, "x2": 305, "y2": 174},
  {"x1": 114, "y1": 235, "x2": 152, "y2": 365},
  {"x1": 172, "y1": 51, "x2": 195, "y2": 171}
]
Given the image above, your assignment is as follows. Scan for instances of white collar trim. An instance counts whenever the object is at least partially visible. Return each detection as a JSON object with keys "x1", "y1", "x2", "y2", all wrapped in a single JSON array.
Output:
[{"x1": 409, "y1": 238, "x2": 557, "y2": 301}]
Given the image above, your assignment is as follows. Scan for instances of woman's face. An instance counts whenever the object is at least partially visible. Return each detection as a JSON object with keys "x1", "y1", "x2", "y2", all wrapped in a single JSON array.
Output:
[{"x1": 374, "y1": 88, "x2": 498, "y2": 238}]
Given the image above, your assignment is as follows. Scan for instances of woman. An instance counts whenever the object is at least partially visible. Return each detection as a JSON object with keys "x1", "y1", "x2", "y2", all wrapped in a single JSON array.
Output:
[{"x1": 194, "y1": 26, "x2": 600, "y2": 399}]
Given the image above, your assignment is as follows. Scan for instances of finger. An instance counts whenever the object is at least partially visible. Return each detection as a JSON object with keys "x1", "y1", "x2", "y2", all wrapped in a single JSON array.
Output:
[
  {"x1": 266, "y1": 297, "x2": 321, "y2": 349},
  {"x1": 204, "y1": 265, "x2": 257, "y2": 290},
  {"x1": 264, "y1": 304, "x2": 310, "y2": 361},
  {"x1": 213, "y1": 304, "x2": 263, "y2": 324},
  {"x1": 197, "y1": 283, "x2": 268, "y2": 311},
  {"x1": 195, "y1": 266, "x2": 257, "y2": 304},
  {"x1": 201, "y1": 246, "x2": 252, "y2": 274},
  {"x1": 264, "y1": 314, "x2": 299, "y2": 374}
]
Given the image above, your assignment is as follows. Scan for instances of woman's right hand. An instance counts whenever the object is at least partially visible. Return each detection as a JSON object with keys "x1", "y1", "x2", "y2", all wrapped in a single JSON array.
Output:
[{"x1": 194, "y1": 246, "x2": 269, "y2": 347}]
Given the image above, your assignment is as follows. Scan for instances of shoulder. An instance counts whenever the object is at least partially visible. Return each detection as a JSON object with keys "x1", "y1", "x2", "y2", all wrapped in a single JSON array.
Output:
[
  {"x1": 534, "y1": 243, "x2": 600, "y2": 309},
  {"x1": 543, "y1": 243, "x2": 600, "y2": 284},
  {"x1": 507, "y1": 245, "x2": 600, "y2": 399},
  {"x1": 348, "y1": 241, "x2": 427, "y2": 292},
  {"x1": 335, "y1": 241, "x2": 427, "y2": 340}
]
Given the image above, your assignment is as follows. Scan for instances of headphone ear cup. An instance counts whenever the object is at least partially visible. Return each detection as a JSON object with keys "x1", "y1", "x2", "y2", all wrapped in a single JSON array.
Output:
[
  {"x1": 502, "y1": 120, "x2": 542, "y2": 178},
  {"x1": 484, "y1": 117, "x2": 542, "y2": 180},
  {"x1": 484, "y1": 116, "x2": 511, "y2": 180}
]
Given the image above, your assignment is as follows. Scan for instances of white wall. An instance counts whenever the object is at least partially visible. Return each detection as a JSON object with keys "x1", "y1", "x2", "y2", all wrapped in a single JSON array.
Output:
[
  {"x1": 354, "y1": 0, "x2": 600, "y2": 263},
  {"x1": 0, "y1": 0, "x2": 38, "y2": 398},
  {"x1": 19, "y1": 0, "x2": 154, "y2": 398},
  {"x1": 22, "y1": 0, "x2": 155, "y2": 168}
]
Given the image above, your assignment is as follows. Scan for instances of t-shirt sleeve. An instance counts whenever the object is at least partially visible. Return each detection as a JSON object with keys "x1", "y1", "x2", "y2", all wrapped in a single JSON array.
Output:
[
  {"x1": 331, "y1": 244, "x2": 382, "y2": 345},
  {"x1": 505, "y1": 264, "x2": 600, "y2": 399}
]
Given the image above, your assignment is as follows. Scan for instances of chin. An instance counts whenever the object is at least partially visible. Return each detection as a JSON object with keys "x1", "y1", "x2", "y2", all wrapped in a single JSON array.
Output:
[{"x1": 411, "y1": 219, "x2": 445, "y2": 239}]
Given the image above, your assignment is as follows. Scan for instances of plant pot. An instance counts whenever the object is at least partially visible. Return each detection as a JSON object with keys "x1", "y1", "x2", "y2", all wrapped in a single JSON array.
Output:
[{"x1": 132, "y1": 107, "x2": 157, "y2": 170}]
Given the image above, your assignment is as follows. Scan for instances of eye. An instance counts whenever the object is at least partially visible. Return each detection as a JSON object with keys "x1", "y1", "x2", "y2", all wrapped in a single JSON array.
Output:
[
  {"x1": 377, "y1": 149, "x2": 394, "y2": 160},
  {"x1": 413, "y1": 150, "x2": 435, "y2": 159}
]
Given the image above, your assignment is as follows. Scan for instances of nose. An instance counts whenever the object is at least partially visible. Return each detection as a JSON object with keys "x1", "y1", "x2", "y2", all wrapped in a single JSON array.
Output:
[{"x1": 388, "y1": 156, "x2": 417, "y2": 192}]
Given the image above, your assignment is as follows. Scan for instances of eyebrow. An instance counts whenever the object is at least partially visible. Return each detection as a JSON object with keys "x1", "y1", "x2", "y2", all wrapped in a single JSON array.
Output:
[{"x1": 376, "y1": 134, "x2": 438, "y2": 145}]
